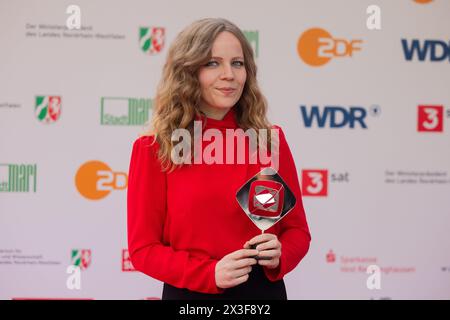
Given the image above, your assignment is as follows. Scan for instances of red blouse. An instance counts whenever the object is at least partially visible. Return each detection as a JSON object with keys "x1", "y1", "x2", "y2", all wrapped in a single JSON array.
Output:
[{"x1": 127, "y1": 107, "x2": 311, "y2": 294}]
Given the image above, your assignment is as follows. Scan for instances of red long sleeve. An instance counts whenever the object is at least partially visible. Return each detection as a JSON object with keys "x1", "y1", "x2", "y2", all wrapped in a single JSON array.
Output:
[
  {"x1": 127, "y1": 108, "x2": 310, "y2": 294},
  {"x1": 127, "y1": 136, "x2": 223, "y2": 294}
]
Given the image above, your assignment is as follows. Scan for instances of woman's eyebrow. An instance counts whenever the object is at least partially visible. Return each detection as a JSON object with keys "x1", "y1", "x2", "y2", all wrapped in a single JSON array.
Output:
[{"x1": 210, "y1": 56, "x2": 245, "y2": 60}]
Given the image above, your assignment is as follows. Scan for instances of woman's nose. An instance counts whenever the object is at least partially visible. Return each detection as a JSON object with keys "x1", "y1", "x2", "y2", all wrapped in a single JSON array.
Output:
[{"x1": 220, "y1": 63, "x2": 234, "y2": 80}]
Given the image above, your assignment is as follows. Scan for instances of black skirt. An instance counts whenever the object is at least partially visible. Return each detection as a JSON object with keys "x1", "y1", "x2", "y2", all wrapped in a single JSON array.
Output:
[{"x1": 162, "y1": 265, "x2": 287, "y2": 300}]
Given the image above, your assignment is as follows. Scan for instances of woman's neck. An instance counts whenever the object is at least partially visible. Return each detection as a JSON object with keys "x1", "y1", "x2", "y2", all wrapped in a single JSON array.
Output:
[{"x1": 199, "y1": 106, "x2": 232, "y2": 120}]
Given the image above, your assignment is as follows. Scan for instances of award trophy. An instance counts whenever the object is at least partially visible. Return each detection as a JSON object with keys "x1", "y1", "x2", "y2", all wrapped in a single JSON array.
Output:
[{"x1": 236, "y1": 167, "x2": 297, "y2": 259}]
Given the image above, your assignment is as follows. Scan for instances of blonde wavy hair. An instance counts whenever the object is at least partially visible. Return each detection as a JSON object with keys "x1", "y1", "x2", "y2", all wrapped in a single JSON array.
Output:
[{"x1": 144, "y1": 18, "x2": 273, "y2": 172}]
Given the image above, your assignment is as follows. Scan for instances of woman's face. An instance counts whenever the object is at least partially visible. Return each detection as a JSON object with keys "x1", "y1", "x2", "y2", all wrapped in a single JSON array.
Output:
[{"x1": 198, "y1": 31, "x2": 247, "y2": 118}]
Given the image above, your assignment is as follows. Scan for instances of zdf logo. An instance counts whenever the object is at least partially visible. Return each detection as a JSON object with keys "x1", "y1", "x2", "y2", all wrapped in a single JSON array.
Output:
[
  {"x1": 75, "y1": 160, "x2": 127, "y2": 200},
  {"x1": 297, "y1": 28, "x2": 363, "y2": 66},
  {"x1": 417, "y1": 105, "x2": 443, "y2": 132},
  {"x1": 302, "y1": 170, "x2": 328, "y2": 196}
]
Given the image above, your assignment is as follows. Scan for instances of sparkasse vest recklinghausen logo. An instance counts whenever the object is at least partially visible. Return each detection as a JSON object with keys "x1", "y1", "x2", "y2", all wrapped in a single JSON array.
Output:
[
  {"x1": 35, "y1": 96, "x2": 61, "y2": 123},
  {"x1": 139, "y1": 27, "x2": 165, "y2": 54},
  {"x1": 327, "y1": 250, "x2": 336, "y2": 263}
]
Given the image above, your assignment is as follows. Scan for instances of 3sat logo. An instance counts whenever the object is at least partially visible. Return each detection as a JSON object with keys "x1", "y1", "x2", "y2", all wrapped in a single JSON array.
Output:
[
  {"x1": 302, "y1": 169, "x2": 328, "y2": 196},
  {"x1": 75, "y1": 160, "x2": 127, "y2": 200},
  {"x1": 417, "y1": 105, "x2": 444, "y2": 132},
  {"x1": 302, "y1": 169, "x2": 349, "y2": 197}
]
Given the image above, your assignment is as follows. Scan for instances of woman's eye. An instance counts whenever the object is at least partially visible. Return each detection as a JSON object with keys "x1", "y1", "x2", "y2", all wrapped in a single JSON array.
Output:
[
  {"x1": 205, "y1": 60, "x2": 244, "y2": 67},
  {"x1": 205, "y1": 60, "x2": 219, "y2": 67}
]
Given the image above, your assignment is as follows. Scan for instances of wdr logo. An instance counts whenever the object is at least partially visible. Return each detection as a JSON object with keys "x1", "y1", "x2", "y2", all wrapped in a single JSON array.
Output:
[
  {"x1": 299, "y1": 105, "x2": 380, "y2": 129},
  {"x1": 100, "y1": 97, "x2": 152, "y2": 126},
  {"x1": 75, "y1": 161, "x2": 127, "y2": 200},
  {"x1": 0, "y1": 163, "x2": 37, "y2": 192},
  {"x1": 418, "y1": 105, "x2": 443, "y2": 132},
  {"x1": 402, "y1": 39, "x2": 450, "y2": 62},
  {"x1": 139, "y1": 27, "x2": 165, "y2": 54},
  {"x1": 302, "y1": 170, "x2": 328, "y2": 197},
  {"x1": 297, "y1": 28, "x2": 363, "y2": 66}
]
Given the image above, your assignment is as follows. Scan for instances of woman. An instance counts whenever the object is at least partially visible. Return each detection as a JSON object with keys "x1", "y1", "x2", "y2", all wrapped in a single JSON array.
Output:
[{"x1": 127, "y1": 18, "x2": 311, "y2": 300}]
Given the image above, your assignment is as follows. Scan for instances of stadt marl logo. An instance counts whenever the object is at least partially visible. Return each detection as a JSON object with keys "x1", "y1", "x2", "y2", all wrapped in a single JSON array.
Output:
[
  {"x1": 100, "y1": 97, "x2": 152, "y2": 126},
  {"x1": 0, "y1": 163, "x2": 37, "y2": 193}
]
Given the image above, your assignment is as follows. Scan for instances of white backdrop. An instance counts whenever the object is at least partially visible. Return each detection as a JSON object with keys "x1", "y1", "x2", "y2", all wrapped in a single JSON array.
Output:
[{"x1": 1, "y1": 0, "x2": 449, "y2": 299}]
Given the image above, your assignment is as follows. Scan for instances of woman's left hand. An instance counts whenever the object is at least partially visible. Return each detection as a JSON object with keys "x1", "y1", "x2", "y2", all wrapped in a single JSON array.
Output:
[{"x1": 244, "y1": 233, "x2": 281, "y2": 269}]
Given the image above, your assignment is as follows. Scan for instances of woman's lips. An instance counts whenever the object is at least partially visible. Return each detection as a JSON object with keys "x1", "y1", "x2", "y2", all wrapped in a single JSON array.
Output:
[{"x1": 216, "y1": 88, "x2": 236, "y2": 95}]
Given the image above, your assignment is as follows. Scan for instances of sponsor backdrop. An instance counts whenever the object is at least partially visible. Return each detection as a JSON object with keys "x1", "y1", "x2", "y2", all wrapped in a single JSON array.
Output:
[{"x1": 1, "y1": 0, "x2": 449, "y2": 299}]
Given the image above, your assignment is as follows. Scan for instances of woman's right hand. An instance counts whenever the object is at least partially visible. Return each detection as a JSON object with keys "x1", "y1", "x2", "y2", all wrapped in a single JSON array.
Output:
[{"x1": 215, "y1": 249, "x2": 259, "y2": 289}]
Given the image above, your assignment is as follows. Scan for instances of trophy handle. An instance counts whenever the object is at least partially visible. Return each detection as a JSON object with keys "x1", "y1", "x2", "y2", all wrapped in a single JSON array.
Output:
[{"x1": 250, "y1": 229, "x2": 272, "y2": 260}]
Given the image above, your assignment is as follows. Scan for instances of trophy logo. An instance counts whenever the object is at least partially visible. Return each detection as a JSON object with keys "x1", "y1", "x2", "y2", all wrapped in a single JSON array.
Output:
[
  {"x1": 236, "y1": 167, "x2": 296, "y2": 232},
  {"x1": 250, "y1": 180, "x2": 284, "y2": 217}
]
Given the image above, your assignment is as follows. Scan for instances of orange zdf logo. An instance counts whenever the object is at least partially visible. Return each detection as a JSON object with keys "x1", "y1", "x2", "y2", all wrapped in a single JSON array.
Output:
[
  {"x1": 75, "y1": 161, "x2": 127, "y2": 200},
  {"x1": 297, "y1": 28, "x2": 363, "y2": 66}
]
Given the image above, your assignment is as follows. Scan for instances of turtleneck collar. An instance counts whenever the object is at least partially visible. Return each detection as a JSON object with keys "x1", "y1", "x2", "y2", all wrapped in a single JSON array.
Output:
[{"x1": 195, "y1": 107, "x2": 238, "y2": 129}]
